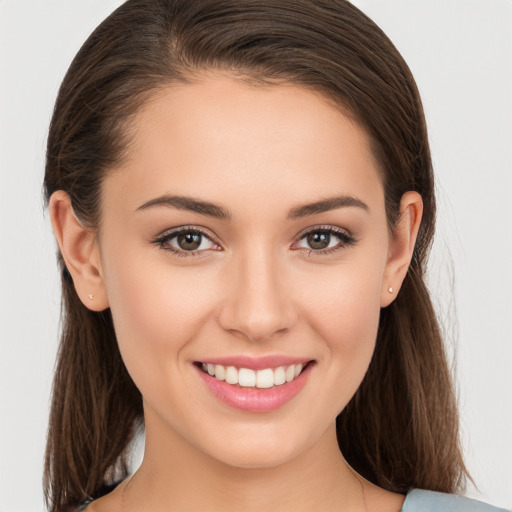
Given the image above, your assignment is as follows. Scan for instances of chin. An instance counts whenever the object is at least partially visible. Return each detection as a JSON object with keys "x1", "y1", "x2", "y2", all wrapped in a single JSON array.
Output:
[
  {"x1": 213, "y1": 447, "x2": 299, "y2": 470},
  {"x1": 198, "y1": 427, "x2": 315, "y2": 470}
]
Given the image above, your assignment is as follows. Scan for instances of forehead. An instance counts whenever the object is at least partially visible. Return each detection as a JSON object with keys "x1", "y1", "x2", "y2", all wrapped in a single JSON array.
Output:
[{"x1": 104, "y1": 75, "x2": 384, "y2": 219}]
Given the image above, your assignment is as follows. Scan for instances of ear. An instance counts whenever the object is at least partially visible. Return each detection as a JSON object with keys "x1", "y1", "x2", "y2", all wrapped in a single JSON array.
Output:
[
  {"x1": 380, "y1": 191, "x2": 423, "y2": 307},
  {"x1": 49, "y1": 190, "x2": 109, "y2": 311}
]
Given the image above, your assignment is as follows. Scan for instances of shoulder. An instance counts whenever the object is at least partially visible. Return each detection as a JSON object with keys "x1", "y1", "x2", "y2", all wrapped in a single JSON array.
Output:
[
  {"x1": 75, "y1": 480, "x2": 124, "y2": 511},
  {"x1": 402, "y1": 489, "x2": 509, "y2": 512}
]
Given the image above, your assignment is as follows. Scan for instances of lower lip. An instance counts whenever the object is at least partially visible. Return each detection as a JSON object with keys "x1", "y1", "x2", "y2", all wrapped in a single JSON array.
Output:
[{"x1": 195, "y1": 363, "x2": 313, "y2": 413}]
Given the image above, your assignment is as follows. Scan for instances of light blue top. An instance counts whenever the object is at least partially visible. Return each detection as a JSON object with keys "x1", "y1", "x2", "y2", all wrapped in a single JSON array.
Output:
[{"x1": 401, "y1": 490, "x2": 509, "y2": 511}]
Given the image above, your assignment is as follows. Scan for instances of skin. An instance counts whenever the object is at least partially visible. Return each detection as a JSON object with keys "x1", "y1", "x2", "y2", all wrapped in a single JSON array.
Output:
[{"x1": 50, "y1": 75, "x2": 422, "y2": 512}]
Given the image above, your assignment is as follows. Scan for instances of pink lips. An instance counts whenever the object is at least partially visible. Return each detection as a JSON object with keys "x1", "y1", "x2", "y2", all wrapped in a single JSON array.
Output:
[{"x1": 195, "y1": 356, "x2": 314, "y2": 413}]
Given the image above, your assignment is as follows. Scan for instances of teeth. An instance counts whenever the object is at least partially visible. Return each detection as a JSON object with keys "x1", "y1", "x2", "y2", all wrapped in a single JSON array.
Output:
[
  {"x1": 214, "y1": 364, "x2": 225, "y2": 381},
  {"x1": 239, "y1": 368, "x2": 256, "y2": 387},
  {"x1": 201, "y1": 362, "x2": 307, "y2": 388},
  {"x1": 225, "y1": 366, "x2": 238, "y2": 385},
  {"x1": 274, "y1": 366, "x2": 286, "y2": 386},
  {"x1": 256, "y1": 368, "x2": 274, "y2": 388}
]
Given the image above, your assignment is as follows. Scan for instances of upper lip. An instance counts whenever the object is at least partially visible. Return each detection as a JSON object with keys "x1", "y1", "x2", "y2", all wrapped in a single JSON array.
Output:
[{"x1": 195, "y1": 355, "x2": 314, "y2": 370}]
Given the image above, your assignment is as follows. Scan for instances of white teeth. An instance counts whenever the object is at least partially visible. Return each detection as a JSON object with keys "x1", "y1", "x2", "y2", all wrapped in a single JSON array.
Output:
[
  {"x1": 225, "y1": 366, "x2": 238, "y2": 385},
  {"x1": 214, "y1": 364, "x2": 225, "y2": 381},
  {"x1": 256, "y1": 368, "x2": 274, "y2": 389},
  {"x1": 274, "y1": 366, "x2": 286, "y2": 385},
  {"x1": 201, "y1": 362, "x2": 308, "y2": 388},
  {"x1": 239, "y1": 368, "x2": 256, "y2": 387}
]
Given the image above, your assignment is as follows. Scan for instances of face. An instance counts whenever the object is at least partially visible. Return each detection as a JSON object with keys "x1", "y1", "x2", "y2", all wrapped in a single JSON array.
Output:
[{"x1": 96, "y1": 75, "x2": 395, "y2": 468}]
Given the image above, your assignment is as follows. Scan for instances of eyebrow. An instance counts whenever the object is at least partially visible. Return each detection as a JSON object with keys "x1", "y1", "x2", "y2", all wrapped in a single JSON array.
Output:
[
  {"x1": 136, "y1": 194, "x2": 368, "y2": 220},
  {"x1": 287, "y1": 195, "x2": 369, "y2": 218},
  {"x1": 136, "y1": 195, "x2": 232, "y2": 220}
]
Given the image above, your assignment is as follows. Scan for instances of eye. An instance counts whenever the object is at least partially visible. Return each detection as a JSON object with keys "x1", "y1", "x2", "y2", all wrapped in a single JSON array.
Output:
[
  {"x1": 152, "y1": 227, "x2": 221, "y2": 256},
  {"x1": 293, "y1": 226, "x2": 356, "y2": 255}
]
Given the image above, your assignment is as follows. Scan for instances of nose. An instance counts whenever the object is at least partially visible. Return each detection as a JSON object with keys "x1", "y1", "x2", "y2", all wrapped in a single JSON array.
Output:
[{"x1": 216, "y1": 246, "x2": 297, "y2": 343}]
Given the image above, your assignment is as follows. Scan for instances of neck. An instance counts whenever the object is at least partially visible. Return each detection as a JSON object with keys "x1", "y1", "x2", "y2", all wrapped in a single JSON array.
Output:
[{"x1": 123, "y1": 412, "x2": 366, "y2": 512}]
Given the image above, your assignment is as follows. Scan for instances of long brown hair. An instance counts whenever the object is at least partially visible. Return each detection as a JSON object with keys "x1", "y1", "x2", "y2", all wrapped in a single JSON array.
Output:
[{"x1": 43, "y1": 0, "x2": 468, "y2": 509}]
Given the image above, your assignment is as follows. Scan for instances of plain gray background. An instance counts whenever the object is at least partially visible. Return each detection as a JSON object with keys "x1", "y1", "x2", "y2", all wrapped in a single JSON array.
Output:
[{"x1": 1, "y1": 1, "x2": 511, "y2": 510}]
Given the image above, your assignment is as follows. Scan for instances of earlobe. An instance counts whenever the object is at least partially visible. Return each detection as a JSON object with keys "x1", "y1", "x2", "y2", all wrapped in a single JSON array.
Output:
[
  {"x1": 49, "y1": 190, "x2": 109, "y2": 311},
  {"x1": 380, "y1": 191, "x2": 423, "y2": 308}
]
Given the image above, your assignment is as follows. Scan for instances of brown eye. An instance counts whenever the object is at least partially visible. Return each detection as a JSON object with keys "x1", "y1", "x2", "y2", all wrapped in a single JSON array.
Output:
[
  {"x1": 306, "y1": 232, "x2": 331, "y2": 250},
  {"x1": 154, "y1": 228, "x2": 219, "y2": 255},
  {"x1": 294, "y1": 226, "x2": 357, "y2": 254},
  {"x1": 177, "y1": 232, "x2": 203, "y2": 251}
]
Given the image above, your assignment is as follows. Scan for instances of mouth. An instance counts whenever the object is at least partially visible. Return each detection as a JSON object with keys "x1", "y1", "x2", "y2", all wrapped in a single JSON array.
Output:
[
  {"x1": 193, "y1": 359, "x2": 315, "y2": 412},
  {"x1": 194, "y1": 361, "x2": 313, "y2": 389}
]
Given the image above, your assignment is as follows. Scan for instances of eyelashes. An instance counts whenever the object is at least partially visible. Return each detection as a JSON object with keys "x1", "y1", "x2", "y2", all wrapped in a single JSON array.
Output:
[
  {"x1": 152, "y1": 225, "x2": 357, "y2": 259},
  {"x1": 152, "y1": 226, "x2": 221, "y2": 258},
  {"x1": 293, "y1": 226, "x2": 357, "y2": 256}
]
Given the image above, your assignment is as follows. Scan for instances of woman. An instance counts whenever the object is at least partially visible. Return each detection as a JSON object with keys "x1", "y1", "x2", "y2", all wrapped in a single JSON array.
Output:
[{"x1": 43, "y1": 1, "x2": 507, "y2": 511}]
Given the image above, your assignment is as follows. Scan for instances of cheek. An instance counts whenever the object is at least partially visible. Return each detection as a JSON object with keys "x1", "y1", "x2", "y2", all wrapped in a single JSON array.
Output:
[
  {"x1": 296, "y1": 254, "x2": 386, "y2": 403},
  {"x1": 301, "y1": 259, "x2": 383, "y2": 345},
  {"x1": 100, "y1": 243, "x2": 218, "y2": 381}
]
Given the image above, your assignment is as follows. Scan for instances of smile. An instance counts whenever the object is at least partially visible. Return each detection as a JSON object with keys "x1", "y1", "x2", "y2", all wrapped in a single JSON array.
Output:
[
  {"x1": 199, "y1": 362, "x2": 306, "y2": 389},
  {"x1": 195, "y1": 359, "x2": 315, "y2": 413}
]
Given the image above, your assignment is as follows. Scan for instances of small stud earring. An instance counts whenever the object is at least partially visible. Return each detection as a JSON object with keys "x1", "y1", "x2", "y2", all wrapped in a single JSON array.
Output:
[
  {"x1": 388, "y1": 286, "x2": 394, "y2": 294},
  {"x1": 88, "y1": 294, "x2": 94, "y2": 300}
]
